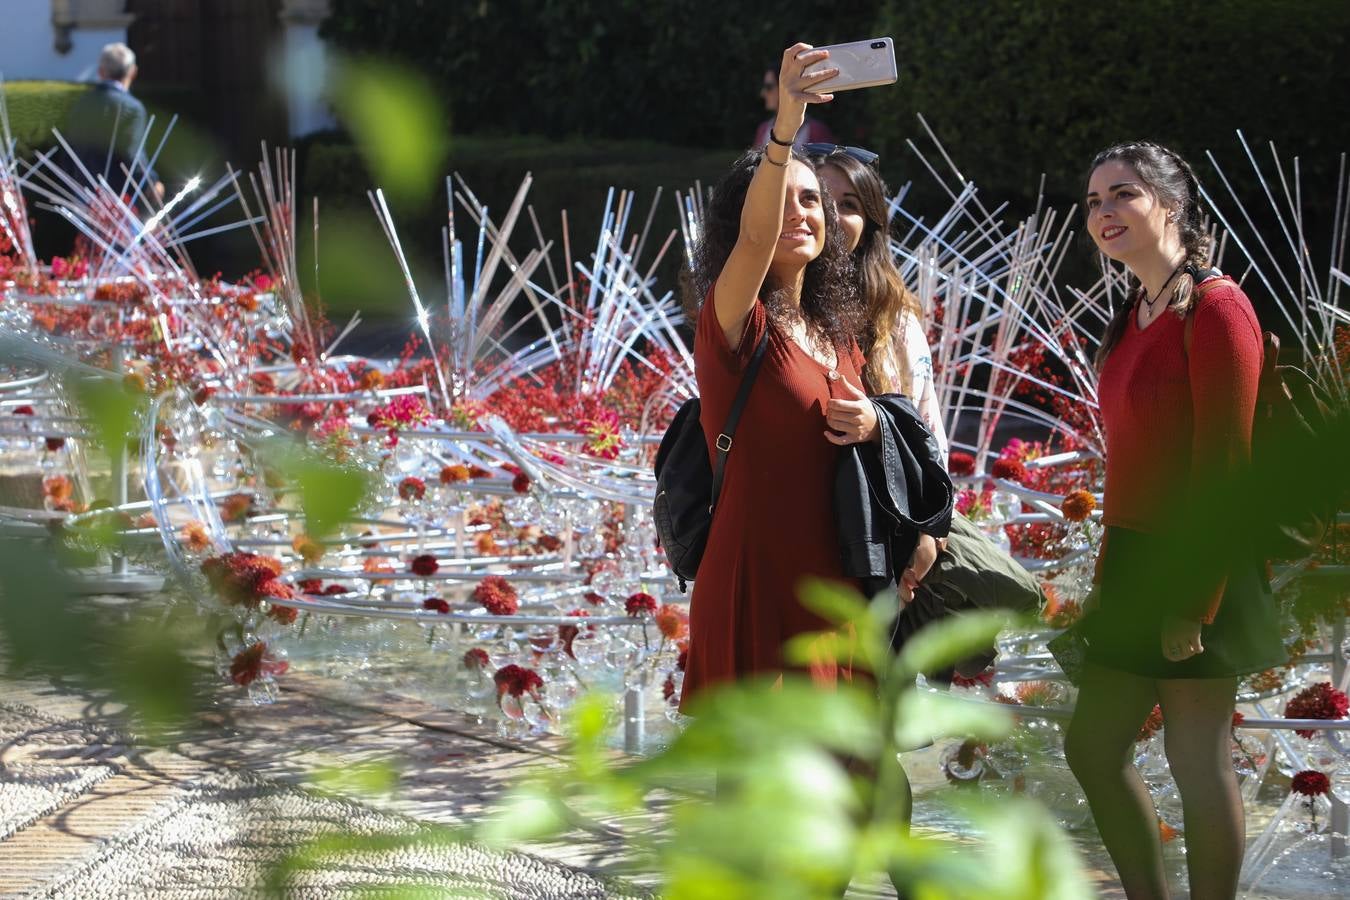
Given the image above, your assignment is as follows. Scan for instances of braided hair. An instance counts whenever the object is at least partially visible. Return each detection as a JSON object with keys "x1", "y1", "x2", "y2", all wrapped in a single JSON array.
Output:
[{"x1": 1086, "y1": 142, "x2": 1212, "y2": 369}]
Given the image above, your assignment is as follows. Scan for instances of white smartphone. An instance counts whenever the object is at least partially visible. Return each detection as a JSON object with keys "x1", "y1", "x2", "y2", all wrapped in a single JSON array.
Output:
[{"x1": 800, "y1": 37, "x2": 898, "y2": 94}]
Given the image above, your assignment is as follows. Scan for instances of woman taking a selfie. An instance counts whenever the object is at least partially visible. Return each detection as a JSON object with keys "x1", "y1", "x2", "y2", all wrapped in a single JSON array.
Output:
[
  {"x1": 679, "y1": 43, "x2": 900, "y2": 707},
  {"x1": 1064, "y1": 142, "x2": 1285, "y2": 899}
]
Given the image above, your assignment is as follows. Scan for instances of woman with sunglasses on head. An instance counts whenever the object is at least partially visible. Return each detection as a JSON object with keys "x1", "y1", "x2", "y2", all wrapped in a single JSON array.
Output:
[
  {"x1": 1064, "y1": 142, "x2": 1285, "y2": 899},
  {"x1": 810, "y1": 144, "x2": 948, "y2": 599},
  {"x1": 680, "y1": 43, "x2": 927, "y2": 711}
]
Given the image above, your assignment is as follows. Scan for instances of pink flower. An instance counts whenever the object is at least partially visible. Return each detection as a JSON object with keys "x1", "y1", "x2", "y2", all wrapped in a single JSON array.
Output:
[{"x1": 50, "y1": 256, "x2": 68, "y2": 279}]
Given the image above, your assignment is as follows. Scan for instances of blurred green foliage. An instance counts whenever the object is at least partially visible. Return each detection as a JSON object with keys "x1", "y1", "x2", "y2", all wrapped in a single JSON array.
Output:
[{"x1": 0, "y1": 80, "x2": 88, "y2": 155}]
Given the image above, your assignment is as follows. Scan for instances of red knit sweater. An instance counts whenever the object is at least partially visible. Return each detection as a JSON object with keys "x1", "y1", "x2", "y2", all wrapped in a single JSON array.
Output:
[{"x1": 1097, "y1": 276, "x2": 1263, "y2": 622}]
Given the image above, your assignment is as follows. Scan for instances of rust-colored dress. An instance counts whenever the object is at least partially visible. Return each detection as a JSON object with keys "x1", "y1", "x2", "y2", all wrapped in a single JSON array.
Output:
[{"x1": 680, "y1": 292, "x2": 865, "y2": 710}]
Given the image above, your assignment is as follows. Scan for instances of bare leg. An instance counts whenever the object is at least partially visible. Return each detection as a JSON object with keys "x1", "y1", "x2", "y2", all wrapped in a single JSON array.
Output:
[
  {"x1": 1064, "y1": 663, "x2": 1169, "y2": 899},
  {"x1": 1157, "y1": 676, "x2": 1243, "y2": 900}
]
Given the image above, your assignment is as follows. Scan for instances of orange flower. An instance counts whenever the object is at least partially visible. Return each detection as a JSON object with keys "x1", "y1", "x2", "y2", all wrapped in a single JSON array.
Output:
[
  {"x1": 1060, "y1": 490, "x2": 1096, "y2": 522},
  {"x1": 182, "y1": 520, "x2": 212, "y2": 552},
  {"x1": 291, "y1": 533, "x2": 324, "y2": 564},
  {"x1": 475, "y1": 532, "x2": 499, "y2": 555},
  {"x1": 358, "y1": 368, "x2": 385, "y2": 390},
  {"x1": 1158, "y1": 820, "x2": 1178, "y2": 843},
  {"x1": 43, "y1": 474, "x2": 74, "y2": 503},
  {"x1": 440, "y1": 464, "x2": 471, "y2": 484},
  {"x1": 655, "y1": 603, "x2": 689, "y2": 640},
  {"x1": 220, "y1": 493, "x2": 254, "y2": 523}
]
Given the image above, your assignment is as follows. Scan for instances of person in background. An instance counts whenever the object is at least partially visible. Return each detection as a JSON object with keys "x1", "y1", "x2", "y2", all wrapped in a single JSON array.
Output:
[
  {"x1": 753, "y1": 64, "x2": 836, "y2": 149},
  {"x1": 64, "y1": 42, "x2": 164, "y2": 200}
]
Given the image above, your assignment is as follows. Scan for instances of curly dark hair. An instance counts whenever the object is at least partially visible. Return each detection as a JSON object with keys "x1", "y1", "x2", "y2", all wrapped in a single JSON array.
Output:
[
  {"x1": 1084, "y1": 141, "x2": 1213, "y2": 369},
  {"x1": 683, "y1": 148, "x2": 860, "y2": 349}
]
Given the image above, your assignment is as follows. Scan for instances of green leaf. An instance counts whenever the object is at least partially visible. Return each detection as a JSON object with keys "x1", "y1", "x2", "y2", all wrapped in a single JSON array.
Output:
[
  {"x1": 961, "y1": 797, "x2": 1097, "y2": 900},
  {"x1": 476, "y1": 784, "x2": 570, "y2": 846},
  {"x1": 328, "y1": 57, "x2": 449, "y2": 207},
  {"x1": 311, "y1": 759, "x2": 401, "y2": 797},
  {"x1": 797, "y1": 577, "x2": 870, "y2": 627},
  {"x1": 255, "y1": 437, "x2": 370, "y2": 539},
  {"x1": 893, "y1": 610, "x2": 1012, "y2": 680},
  {"x1": 893, "y1": 691, "x2": 1013, "y2": 749},
  {"x1": 70, "y1": 375, "x2": 144, "y2": 451}
]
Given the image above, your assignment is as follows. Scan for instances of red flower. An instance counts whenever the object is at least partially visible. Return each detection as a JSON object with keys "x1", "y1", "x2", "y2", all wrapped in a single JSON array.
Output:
[
  {"x1": 473, "y1": 575, "x2": 519, "y2": 615},
  {"x1": 948, "y1": 451, "x2": 976, "y2": 476},
  {"x1": 229, "y1": 642, "x2": 288, "y2": 686},
  {"x1": 493, "y1": 663, "x2": 544, "y2": 698},
  {"x1": 1291, "y1": 770, "x2": 1331, "y2": 797},
  {"x1": 1041, "y1": 585, "x2": 1082, "y2": 629},
  {"x1": 201, "y1": 552, "x2": 288, "y2": 608},
  {"x1": 583, "y1": 591, "x2": 605, "y2": 606},
  {"x1": 991, "y1": 458, "x2": 1026, "y2": 483},
  {"x1": 537, "y1": 534, "x2": 563, "y2": 552},
  {"x1": 409, "y1": 554, "x2": 439, "y2": 577},
  {"x1": 268, "y1": 603, "x2": 299, "y2": 625},
  {"x1": 1232, "y1": 711, "x2": 1245, "y2": 727},
  {"x1": 422, "y1": 596, "x2": 450, "y2": 614},
  {"x1": 559, "y1": 609, "x2": 591, "y2": 657},
  {"x1": 625, "y1": 592, "x2": 658, "y2": 616},
  {"x1": 511, "y1": 472, "x2": 531, "y2": 494},
  {"x1": 192, "y1": 386, "x2": 215, "y2": 405},
  {"x1": 464, "y1": 647, "x2": 491, "y2": 669},
  {"x1": 12, "y1": 405, "x2": 34, "y2": 416},
  {"x1": 45, "y1": 436, "x2": 66, "y2": 452},
  {"x1": 323, "y1": 583, "x2": 349, "y2": 595},
  {"x1": 662, "y1": 674, "x2": 678, "y2": 705},
  {"x1": 676, "y1": 640, "x2": 689, "y2": 672},
  {"x1": 951, "y1": 668, "x2": 995, "y2": 688},
  {"x1": 366, "y1": 395, "x2": 431, "y2": 431},
  {"x1": 1136, "y1": 704, "x2": 1164, "y2": 742},
  {"x1": 298, "y1": 578, "x2": 323, "y2": 594},
  {"x1": 467, "y1": 465, "x2": 492, "y2": 479},
  {"x1": 398, "y1": 476, "x2": 426, "y2": 501},
  {"x1": 655, "y1": 603, "x2": 688, "y2": 640},
  {"x1": 1285, "y1": 682, "x2": 1349, "y2": 737},
  {"x1": 1060, "y1": 490, "x2": 1097, "y2": 523}
]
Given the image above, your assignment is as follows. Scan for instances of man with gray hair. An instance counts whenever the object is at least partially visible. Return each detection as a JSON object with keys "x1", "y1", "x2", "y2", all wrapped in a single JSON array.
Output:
[{"x1": 64, "y1": 42, "x2": 164, "y2": 200}]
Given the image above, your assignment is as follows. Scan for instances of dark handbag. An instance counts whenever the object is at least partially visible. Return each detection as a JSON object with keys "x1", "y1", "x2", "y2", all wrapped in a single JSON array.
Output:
[{"x1": 653, "y1": 330, "x2": 769, "y2": 592}]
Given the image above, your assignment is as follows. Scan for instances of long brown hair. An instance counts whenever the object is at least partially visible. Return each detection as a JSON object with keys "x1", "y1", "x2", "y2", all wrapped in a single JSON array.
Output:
[
  {"x1": 1085, "y1": 142, "x2": 1212, "y2": 369},
  {"x1": 684, "y1": 148, "x2": 861, "y2": 349},
  {"x1": 811, "y1": 150, "x2": 924, "y2": 394}
]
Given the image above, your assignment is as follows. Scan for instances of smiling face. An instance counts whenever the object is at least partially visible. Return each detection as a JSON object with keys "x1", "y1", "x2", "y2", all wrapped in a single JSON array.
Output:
[
  {"x1": 772, "y1": 160, "x2": 827, "y2": 270},
  {"x1": 1084, "y1": 159, "x2": 1176, "y2": 264},
  {"x1": 817, "y1": 163, "x2": 865, "y2": 253}
]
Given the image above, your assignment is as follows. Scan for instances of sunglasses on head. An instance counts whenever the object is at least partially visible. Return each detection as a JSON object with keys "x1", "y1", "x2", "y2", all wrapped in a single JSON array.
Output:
[{"x1": 804, "y1": 143, "x2": 880, "y2": 167}]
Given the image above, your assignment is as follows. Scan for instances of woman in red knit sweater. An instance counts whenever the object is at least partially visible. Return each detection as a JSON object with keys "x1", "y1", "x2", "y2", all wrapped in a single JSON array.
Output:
[{"x1": 1063, "y1": 143, "x2": 1285, "y2": 899}]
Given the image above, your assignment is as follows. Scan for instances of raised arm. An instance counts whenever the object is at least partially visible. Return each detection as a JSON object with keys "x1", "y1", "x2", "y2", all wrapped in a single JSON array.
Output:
[{"x1": 712, "y1": 43, "x2": 836, "y2": 346}]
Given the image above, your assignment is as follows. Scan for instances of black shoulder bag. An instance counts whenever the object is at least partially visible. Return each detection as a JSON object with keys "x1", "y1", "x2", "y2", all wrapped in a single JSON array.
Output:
[{"x1": 653, "y1": 329, "x2": 769, "y2": 592}]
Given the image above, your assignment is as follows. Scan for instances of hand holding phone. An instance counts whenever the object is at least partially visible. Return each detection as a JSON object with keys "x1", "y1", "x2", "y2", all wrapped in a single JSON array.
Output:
[{"x1": 799, "y1": 38, "x2": 898, "y2": 94}]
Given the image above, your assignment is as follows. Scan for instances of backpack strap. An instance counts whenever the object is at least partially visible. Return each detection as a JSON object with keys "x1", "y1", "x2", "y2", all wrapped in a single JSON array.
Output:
[{"x1": 709, "y1": 328, "x2": 770, "y2": 513}]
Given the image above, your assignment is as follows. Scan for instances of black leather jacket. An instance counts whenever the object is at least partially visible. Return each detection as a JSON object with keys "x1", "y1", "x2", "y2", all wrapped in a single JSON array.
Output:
[{"x1": 834, "y1": 394, "x2": 954, "y2": 597}]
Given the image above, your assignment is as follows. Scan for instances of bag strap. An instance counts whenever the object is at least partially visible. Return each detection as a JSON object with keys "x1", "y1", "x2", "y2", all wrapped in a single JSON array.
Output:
[{"x1": 709, "y1": 328, "x2": 770, "y2": 513}]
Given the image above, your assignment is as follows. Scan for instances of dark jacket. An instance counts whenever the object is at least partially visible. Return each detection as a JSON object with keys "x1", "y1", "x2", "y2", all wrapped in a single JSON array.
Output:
[
  {"x1": 834, "y1": 393, "x2": 953, "y2": 598},
  {"x1": 63, "y1": 81, "x2": 157, "y2": 186}
]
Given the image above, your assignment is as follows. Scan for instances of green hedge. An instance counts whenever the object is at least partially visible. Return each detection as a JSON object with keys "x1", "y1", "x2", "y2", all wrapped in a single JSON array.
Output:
[
  {"x1": 868, "y1": 0, "x2": 1350, "y2": 212},
  {"x1": 1, "y1": 81, "x2": 89, "y2": 156}
]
